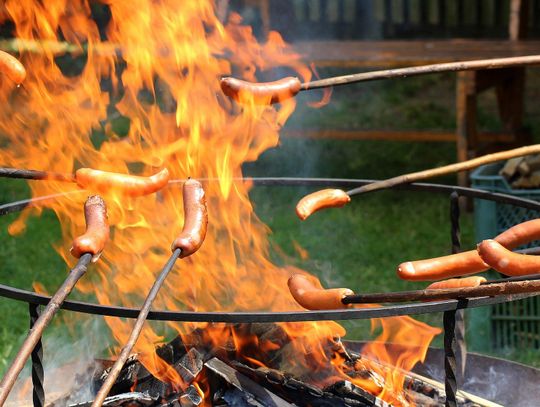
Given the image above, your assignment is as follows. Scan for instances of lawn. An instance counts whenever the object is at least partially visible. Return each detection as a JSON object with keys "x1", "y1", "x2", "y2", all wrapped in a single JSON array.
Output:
[{"x1": 0, "y1": 69, "x2": 539, "y2": 376}]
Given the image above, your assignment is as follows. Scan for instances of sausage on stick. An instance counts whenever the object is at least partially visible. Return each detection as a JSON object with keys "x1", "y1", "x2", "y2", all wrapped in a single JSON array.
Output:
[
  {"x1": 426, "y1": 276, "x2": 486, "y2": 290},
  {"x1": 296, "y1": 189, "x2": 350, "y2": 220},
  {"x1": 0, "y1": 196, "x2": 109, "y2": 406},
  {"x1": 220, "y1": 77, "x2": 301, "y2": 105},
  {"x1": 478, "y1": 239, "x2": 540, "y2": 276},
  {"x1": 0, "y1": 50, "x2": 25, "y2": 84},
  {"x1": 288, "y1": 274, "x2": 353, "y2": 310},
  {"x1": 91, "y1": 179, "x2": 208, "y2": 407},
  {"x1": 398, "y1": 218, "x2": 540, "y2": 281},
  {"x1": 75, "y1": 167, "x2": 169, "y2": 197}
]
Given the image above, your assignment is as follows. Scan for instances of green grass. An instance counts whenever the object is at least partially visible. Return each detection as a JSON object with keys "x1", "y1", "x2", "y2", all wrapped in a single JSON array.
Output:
[{"x1": 1, "y1": 70, "x2": 540, "y2": 374}]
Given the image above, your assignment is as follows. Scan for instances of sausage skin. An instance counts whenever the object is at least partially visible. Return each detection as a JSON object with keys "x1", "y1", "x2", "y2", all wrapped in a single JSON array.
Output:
[
  {"x1": 75, "y1": 168, "x2": 169, "y2": 197},
  {"x1": 171, "y1": 179, "x2": 208, "y2": 258},
  {"x1": 220, "y1": 77, "x2": 301, "y2": 105},
  {"x1": 426, "y1": 276, "x2": 486, "y2": 290},
  {"x1": 0, "y1": 50, "x2": 25, "y2": 84},
  {"x1": 287, "y1": 274, "x2": 354, "y2": 310},
  {"x1": 70, "y1": 195, "x2": 109, "y2": 260},
  {"x1": 478, "y1": 239, "x2": 540, "y2": 276},
  {"x1": 296, "y1": 189, "x2": 351, "y2": 221},
  {"x1": 398, "y1": 218, "x2": 540, "y2": 281}
]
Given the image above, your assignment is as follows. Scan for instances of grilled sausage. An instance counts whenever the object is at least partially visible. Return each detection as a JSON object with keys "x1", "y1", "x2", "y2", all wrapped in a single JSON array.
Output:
[
  {"x1": 70, "y1": 195, "x2": 109, "y2": 260},
  {"x1": 171, "y1": 179, "x2": 208, "y2": 258},
  {"x1": 478, "y1": 239, "x2": 540, "y2": 276},
  {"x1": 296, "y1": 189, "x2": 351, "y2": 221},
  {"x1": 287, "y1": 274, "x2": 353, "y2": 310},
  {"x1": 398, "y1": 218, "x2": 540, "y2": 281},
  {"x1": 75, "y1": 168, "x2": 169, "y2": 197},
  {"x1": 0, "y1": 50, "x2": 25, "y2": 84},
  {"x1": 426, "y1": 276, "x2": 486, "y2": 290},
  {"x1": 220, "y1": 76, "x2": 301, "y2": 105}
]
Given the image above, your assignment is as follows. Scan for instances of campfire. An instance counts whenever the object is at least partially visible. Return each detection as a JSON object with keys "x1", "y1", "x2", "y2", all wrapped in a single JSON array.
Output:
[{"x1": 0, "y1": 1, "x2": 539, "y2": 407}]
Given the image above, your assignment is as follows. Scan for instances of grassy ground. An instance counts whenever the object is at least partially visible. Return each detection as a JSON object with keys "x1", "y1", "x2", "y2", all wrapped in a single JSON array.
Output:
[{"x1": 0, "y1": 70, "x2": 539, "y2": 375}]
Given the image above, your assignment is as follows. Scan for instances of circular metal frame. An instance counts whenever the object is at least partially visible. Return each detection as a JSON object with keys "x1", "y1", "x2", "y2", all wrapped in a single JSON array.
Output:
[{"x1": 1, "y1": 177, "x2": 539, "y2": 322}]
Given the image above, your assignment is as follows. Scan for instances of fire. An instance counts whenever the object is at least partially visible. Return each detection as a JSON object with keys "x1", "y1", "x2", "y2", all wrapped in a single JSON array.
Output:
[{"x1": 0, "y1": 1, "x2": 439, "y2": 405}]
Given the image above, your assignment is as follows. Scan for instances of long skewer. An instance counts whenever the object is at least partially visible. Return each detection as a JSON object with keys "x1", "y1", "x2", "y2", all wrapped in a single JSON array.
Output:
[
  {"x1": 221, "y1": 55, "x2": 540, "y2": 104},
  {"x1": 296, "y1": 144, "x2": 540, "y2": 220},
  {"x1": 0, "y1": 196, "x2": 109, "y2": 406},
  {"x1": 91, "y1": 179, "x2": 208, "y2": 407},
  {"x1": 341, "y1": 276, "x2": 540, "y2": 305}
]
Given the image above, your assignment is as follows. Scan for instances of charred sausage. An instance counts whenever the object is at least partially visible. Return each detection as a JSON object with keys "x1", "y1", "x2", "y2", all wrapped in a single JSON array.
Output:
[
  {"x1": 220, "y1": 77, "x2": 301, "y2": 105},
  {"x1": 0, "y1": 50, "x2": 25, "y2": 84},
  {"x1": 426, "y1": 276, "x2": 486, "y2": 290},
  {"x1": 398, "y1": 218, "x2": 540, "y2": 281},
  {"x1": 70, "y1": 195, "x2": 109, "y2": 260},
  {"x1": 478, "y1": 239, "x2": 540, "y2": 276},
  {"x1": 171, "y1": 179, "x2": 208, "y2": 258},
  {"x1": 75, "y1": 168, "x2": 169, "y2": 197},
  {"x1": 287, "y1": 274, "x2": 353, "y2": 310},
  {"x1": 295, "y1": 189, "x2": 350, "y2": 221}
]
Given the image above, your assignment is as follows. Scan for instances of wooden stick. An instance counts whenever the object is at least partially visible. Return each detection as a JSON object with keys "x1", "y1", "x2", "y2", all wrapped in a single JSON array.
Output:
[
  {"x1": 302, "y1": 55, "x2": 540, "y2": 91},
  {"x1": 346, "y1": 144, "x2": 540, "y2": 196},
  {"x1": 0, "y1": 38, "x2": 119, "y2": 56},
  {"x1": 342, "y1": 279, "x2": 540, "y2": 304}
]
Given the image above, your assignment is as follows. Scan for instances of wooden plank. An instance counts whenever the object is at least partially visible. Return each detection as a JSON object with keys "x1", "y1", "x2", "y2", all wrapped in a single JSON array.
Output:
[
  {"x1": 295, "y1": 40, "x2": 540, "y2": 68},
  {"x1": 281, "y1": 129, "x2": 516, "y2": 143}
]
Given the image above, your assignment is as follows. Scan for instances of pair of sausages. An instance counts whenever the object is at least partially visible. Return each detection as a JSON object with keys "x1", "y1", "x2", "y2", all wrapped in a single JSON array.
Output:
[
  {"x1": 220, "y1": 77, "x2": 301, "y2": 105},
  {"x1": 398, "y1": 218, "x2": 540, "y2": 281},
  {"x1": 75, "y1": 168, "x2": 170, "y2": 197},
  {"x1": 0, "y1": 50, "x2": 25, "y2": 84},
  {"x1": 70, "y1": 179, "x2": 207, "y2": 260}
]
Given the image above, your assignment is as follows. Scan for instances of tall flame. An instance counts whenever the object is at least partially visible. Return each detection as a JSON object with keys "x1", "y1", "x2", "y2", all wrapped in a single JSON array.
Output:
[{"x1": 0, "y1": 1, "x2": 439, "y2": 405}]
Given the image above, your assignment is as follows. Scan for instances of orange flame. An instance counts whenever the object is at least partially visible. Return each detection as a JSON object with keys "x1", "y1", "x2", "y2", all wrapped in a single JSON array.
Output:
[{"x1": 0, "y1": 1, "x2": 439, "y2": 405}]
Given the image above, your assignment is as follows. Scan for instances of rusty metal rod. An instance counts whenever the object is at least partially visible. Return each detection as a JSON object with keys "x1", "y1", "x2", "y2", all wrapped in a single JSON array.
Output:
[
  {"x1": 0, "y1": 253, "x2": 93, "y2": 406},
  {"x1": 342, "y1": 278, "x2": 540, "y2": 305},
  {"x1": 302, "y1": 54, "x2": 540, "y2": 91},
  {"x1": 91, "y1": 248, "x2": 181, "y2": 407},
  {"x1": 346, "y1": 144, "x2": 540, "y2": 196}
]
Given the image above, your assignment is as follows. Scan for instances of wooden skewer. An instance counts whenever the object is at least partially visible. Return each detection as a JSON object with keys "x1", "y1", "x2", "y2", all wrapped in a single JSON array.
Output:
[
  {"x1": 345, "y1": 144, "x2": 540, "y2": 196},
  {"x1": 342, "y1": 277, "x2": 540, "y2": 305},
  {"x1": 302, "y1": 55, "x2": 540, "y2": 91}
]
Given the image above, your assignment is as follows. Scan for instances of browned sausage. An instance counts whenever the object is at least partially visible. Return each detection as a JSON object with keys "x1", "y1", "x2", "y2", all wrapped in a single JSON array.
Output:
[
  {"x1": 75, "y1": 168, "x2": 169, "y2": 197},
  {"x1": 398, "y1": 218, "x2": 540, "y2": 281},
  {"x1": 220, "y1": 77, "x2": 301, "y2": 105},
  {"x1": 171, "y1": 179, "x2": 208, "y2": 258},
  {"x1": 478, "y1": 239, "x2": 540, "y2": 276},
  {"x1": 426, "y1": 276, "x2": 486, "y2": 290},
  {"x1": 0, "y1": 50, "x2": 25, "y2": 84},
  {"x1": 287, "y1": 274, "x2": 354, "y2": 310},
  {"x1": 70, "y1": 195, "x2": 109, "y2": 260},
  {"x1": 295, "y1": 189, "x2": 350, "y2": 221}
]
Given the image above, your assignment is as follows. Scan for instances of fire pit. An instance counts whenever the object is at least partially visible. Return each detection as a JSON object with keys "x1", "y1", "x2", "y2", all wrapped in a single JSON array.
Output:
[{"x1": 1, "y1": 177, "x2": 539, "y2": 407}]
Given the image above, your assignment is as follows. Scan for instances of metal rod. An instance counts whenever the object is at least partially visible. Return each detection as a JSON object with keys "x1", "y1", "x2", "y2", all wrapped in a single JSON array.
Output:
[
  {"x1": 0, "y1": 167, "x2": 74, "y2": 182},
  {"x1": 342, "y1": 279, "x2": 540, "y2": 304},
  {"x1": 28, "y1": 305, "x2": 44, "y2": 407},
  {"x1": 345, "y1": 144, "x2": 540, "y2": 196},
  {"x1": 91, "y1": 248, "x2": 181, "y2": 407},
  {"x1": 0, "y1": 253, "x2": 92, "y2": 406},
  {"x1": 302, "y1": 55, "x2": 540, "y2": 91},
  {"x1": 443, "y1": 309, "x2": 458, "y2": 407}
]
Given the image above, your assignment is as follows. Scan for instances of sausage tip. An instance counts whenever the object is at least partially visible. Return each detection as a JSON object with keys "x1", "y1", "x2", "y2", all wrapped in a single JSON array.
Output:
[{"x1": 397, "y1": 261, "x2": 417, "y2": 279}]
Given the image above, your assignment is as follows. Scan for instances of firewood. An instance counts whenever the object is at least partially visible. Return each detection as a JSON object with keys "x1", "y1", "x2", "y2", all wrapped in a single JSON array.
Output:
[{"x1": 500, "y1": 157, "x2": 524, "y2": 179}]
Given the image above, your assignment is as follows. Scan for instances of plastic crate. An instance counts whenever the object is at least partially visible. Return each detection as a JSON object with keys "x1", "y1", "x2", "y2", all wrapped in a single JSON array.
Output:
[{"x1": 469, "y1": 163, "x2": 540, "y2": 352}]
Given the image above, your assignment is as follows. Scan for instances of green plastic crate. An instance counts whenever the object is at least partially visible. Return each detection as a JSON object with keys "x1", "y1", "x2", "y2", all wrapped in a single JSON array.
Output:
[{"x1": 469, "y1": 163, "x2": 540, "y2": 352}]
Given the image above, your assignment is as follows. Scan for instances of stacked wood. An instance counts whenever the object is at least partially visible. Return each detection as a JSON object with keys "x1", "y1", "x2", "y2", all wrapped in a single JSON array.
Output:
[{"x1": 500, "y1": 155, "x2": 540, "y2": 188}]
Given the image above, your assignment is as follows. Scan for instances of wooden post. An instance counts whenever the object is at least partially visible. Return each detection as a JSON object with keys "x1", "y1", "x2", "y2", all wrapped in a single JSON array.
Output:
[{"x1": 456, "y1": 71, "x2": 477, "y2": 188}]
